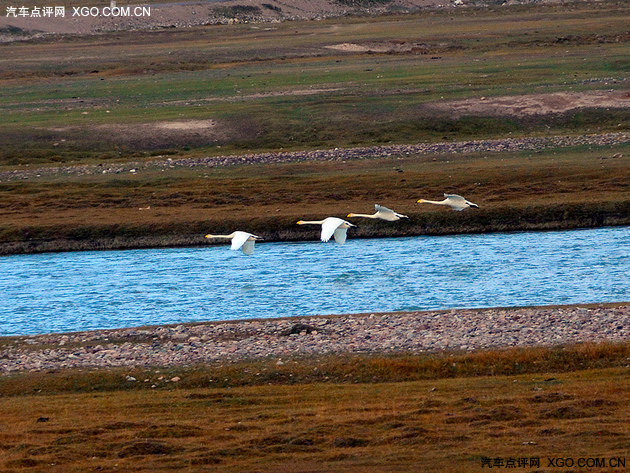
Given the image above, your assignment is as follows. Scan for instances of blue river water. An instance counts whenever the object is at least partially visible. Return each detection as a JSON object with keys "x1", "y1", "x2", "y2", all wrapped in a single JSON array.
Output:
[{"x1": 0, "y1": 227, "x2": 628, "y2": 336}]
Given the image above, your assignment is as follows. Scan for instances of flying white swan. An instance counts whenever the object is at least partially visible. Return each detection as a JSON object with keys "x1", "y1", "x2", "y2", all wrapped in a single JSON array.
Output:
[
  {"x1": 347, "y1": 204, "x2": 408, "y2": 221},
  {"x1": 417, "y1": 194, "x2": 479, "y2": 211},
  {"x1": 296, "y1": 217, "x2": 356, "y2": 244},
  {"x1": 204, "y1": 231, "x2": 262, "y2": 255}
]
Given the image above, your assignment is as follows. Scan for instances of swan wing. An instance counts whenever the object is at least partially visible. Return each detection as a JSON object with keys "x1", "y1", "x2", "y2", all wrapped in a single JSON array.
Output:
[
  {"x1": 333, "y1": 227, "x2": 348, "y2": 244},
  {"x1": 320, "y1": 217, "x2": 343, "y2": 242},
  {"x1": 241, "y1": 239, "x2": 255, "y2": 255},
  {"x1": 374, "y1": 204, "x2": 395, "y2": 214},
  {"x1": 230, "y1": 231, "x2": 251, "y2": 251},
  {"x1": 444, "y1": 194, "x2": 466, "y2": 203}
]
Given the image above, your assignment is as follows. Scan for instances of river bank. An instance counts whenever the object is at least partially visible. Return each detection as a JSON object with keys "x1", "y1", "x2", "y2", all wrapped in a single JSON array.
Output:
[
  {"x1": 1, "y1": 205, "x2": 628, "y2": 257},
  {"x1": 2, "y1": 303, "x2": 627, "y2": 375},
  {"x1": 1, "y1": 132, "x2": 628, "y2": 256}
]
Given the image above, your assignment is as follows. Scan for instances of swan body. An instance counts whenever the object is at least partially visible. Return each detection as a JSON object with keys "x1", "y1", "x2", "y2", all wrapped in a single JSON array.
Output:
[
  {"x1": 417, "y1": 194, "x2": 479, "y2": 211},
  {"x1": 296, "y1": 217, "x2": 356, "y2": 244},
  {"x1": 204, "y1": 231, "x2": 262, "y2": 255},
  {"x1": 347, "y1": 204, "x2": 408, "y2": 222}
]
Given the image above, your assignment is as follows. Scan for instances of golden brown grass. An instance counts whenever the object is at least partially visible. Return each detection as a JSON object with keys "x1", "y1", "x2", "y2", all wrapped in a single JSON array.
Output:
[
  {"x1": 3, "y1": 339, "x2": 630, "y2": 395},
  {"x1": 1, "y1": 343, "x2": 629, "y2": 472},
  {"x1": 1, "y1": 145, "x2": 628, "y2": 254}
]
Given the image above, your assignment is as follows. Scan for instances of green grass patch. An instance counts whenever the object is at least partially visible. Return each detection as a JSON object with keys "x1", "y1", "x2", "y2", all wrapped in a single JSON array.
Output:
[{"x1": 0, "y1": 2, "x2": 628, "y2": 164}]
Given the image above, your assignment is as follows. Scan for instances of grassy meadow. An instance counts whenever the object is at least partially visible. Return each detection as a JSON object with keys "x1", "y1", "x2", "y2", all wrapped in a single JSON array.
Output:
[
  {"x1": 1, "y1": 2, "x2": 629, "y2": 164},
  {"x1": 1, "y1": 342, "x2": 629, "y2": 472}
]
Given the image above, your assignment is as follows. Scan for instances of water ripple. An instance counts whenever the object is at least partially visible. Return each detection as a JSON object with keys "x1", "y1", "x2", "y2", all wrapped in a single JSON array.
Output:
[{"x1": 0, "y1": 226, "x2": 628, "y2": 335}]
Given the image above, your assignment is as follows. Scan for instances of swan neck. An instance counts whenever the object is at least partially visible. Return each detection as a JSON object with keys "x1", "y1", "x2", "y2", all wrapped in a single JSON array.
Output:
[
  {"x1": 298, "y1": 220, "x2": 324, "y2": 225},
  {"x1": 205, "y1": 233, "x2": 235, "y2": 239}
]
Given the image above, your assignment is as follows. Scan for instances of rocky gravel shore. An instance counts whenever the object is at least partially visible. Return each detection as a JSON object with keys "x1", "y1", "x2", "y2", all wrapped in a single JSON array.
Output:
[
  {"x1": 1, "y1": 304, "x2": 627, "y2": 374},
  {"x1": 1, "y1": 132, "x2": 627, "y2": 183}
]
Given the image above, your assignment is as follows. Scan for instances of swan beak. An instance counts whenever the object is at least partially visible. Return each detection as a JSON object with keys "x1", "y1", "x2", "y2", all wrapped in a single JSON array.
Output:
[
  {"x1": 347, "y1": 214, "x2": 352, "y2": 217},
  {"x1": 204, "y1": 234, "x2": 212, "y2": 239},
  {"x1": 471, "y1": 204, "x2": 479, "y2": 209},
  {"x1": 416, "y1": 199, "x2": 423, "y2": 203}
]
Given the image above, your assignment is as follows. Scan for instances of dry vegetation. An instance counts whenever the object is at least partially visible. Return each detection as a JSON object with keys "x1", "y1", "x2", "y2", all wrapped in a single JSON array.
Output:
[
  {"x1": 1, "y1": 144, "x2": 628, "y2": 254},
  {"x1": 1, "y1": 342, "x2": 629, "y2": 472}
]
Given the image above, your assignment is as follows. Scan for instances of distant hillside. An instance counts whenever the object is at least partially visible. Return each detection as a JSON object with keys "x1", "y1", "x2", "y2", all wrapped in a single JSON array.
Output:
[{"x1": 0, "y1": 0, "x2": 587, "y2": 42}]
